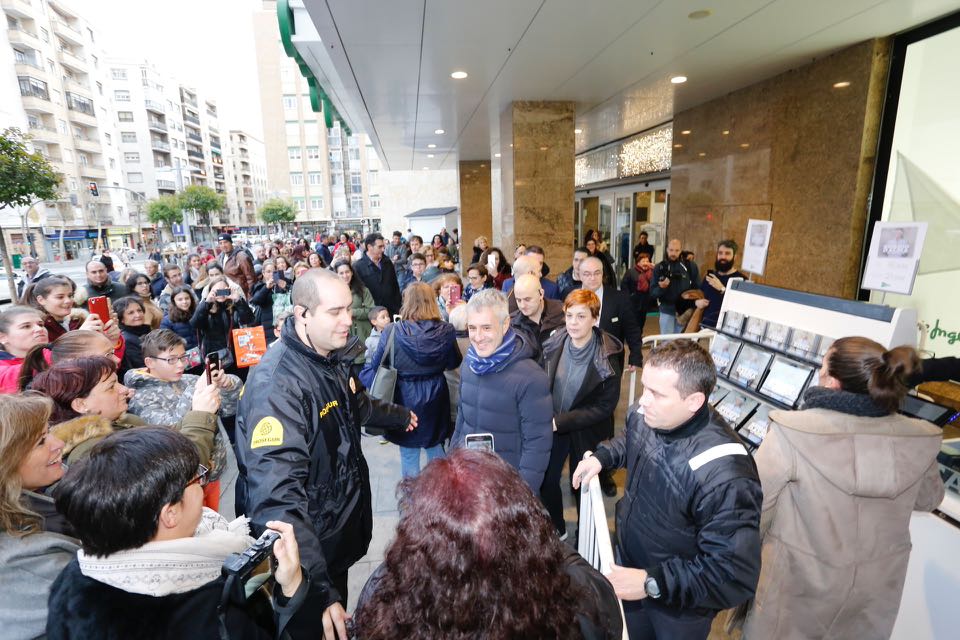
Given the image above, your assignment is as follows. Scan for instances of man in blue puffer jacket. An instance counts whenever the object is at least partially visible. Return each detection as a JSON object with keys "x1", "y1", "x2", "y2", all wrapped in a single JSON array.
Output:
[{"x1": 450, "y1": 288, "x2": 553, "y2": 491}]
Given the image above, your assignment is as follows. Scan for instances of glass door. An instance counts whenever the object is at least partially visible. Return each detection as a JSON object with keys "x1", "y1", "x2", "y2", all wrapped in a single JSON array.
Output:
[{"x1": 614, "y1": 194, "x2": 633, "y2": 274}]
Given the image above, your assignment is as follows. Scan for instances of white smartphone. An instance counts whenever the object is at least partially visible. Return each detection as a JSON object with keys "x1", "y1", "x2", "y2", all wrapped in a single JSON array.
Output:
[{"x1": 465, "y1": 432, "x2": 495, "y2": 452}]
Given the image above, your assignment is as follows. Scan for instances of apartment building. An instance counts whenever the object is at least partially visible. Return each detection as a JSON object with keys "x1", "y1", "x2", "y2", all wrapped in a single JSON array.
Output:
[
  {"x1": 253, "y1": 1, "x2": 381, "y2": 236},
  {"x1": 224, "y1": 129, "x2": 267, "y2": 228},
  {"x1": 2, "y1": 0, "x2": 130, "y2": 261}
]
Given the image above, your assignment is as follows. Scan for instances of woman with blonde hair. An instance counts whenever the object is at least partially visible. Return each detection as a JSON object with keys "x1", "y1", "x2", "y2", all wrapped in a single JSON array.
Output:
[
  {"x1": 743, "y1": 337, "x2": 944, "y2": 639},
  {"x1": 0, "y1": 393, "x2": 79, "y2": 638},
  {"x1": 360, "y1": 282, "x2": 461, "y2": 477},
  {"x1": 471, "y1": 235, "x2": 489, "y2": 264}
]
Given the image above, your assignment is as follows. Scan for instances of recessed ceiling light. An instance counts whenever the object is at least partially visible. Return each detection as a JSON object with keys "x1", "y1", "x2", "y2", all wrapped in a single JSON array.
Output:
[
  {"x1": 722, "y1": 130, "x2": 730, "y2": 135},
  {"x1": 427, "y1": 154, "x2": 434, "y2": 158},
  {"x1": 480, "y1": 164, "x2": 486, "y2": 168},
  {"x1": 670, "y1": 76, "x2": 687, "y2": 84},
  {"x1": 680, "y1": 130, "x2": 691, "y2": 135},
  {"x1": 673, "y1": 144, "x2": 683, "y2": 148},
  {"x1": 450, "y1": 71, "x2": 468, "y2": 79},
  {"x1": 434, "y1": 129, "x2": 444, "y2": 135},
  {"x1": 688, "y1": 9, "x2": 712, "y2": 20},
  {"x1": 423, "y1": 166, "x2": 430, "y2": 170},
  {"x1": 698, "y1": 152, "x2": 706, "y2": 157},
  {"x1": 494, "y1": 153, "x2": 501, "y2": 158},
  {"x1": 574, "y1": 128, "x2": 582, "y2": 134},
  {"x1": 427, "y1": 144, "x2": 436, "y2": 149},
  {"x1": 539, "y1": 146, "x2": 548, "y2": 151},
  {"x1": 833, "y1": 81, "x2": 851, "y2": 89},
  {"x1": 740, "y1": 143, "x2": 750, "y2": 148}
]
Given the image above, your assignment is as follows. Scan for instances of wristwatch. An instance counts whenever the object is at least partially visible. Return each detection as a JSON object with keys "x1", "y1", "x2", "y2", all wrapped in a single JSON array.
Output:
[{"x1": 644, "y1": 575, "x2": 661, "y2": 599}]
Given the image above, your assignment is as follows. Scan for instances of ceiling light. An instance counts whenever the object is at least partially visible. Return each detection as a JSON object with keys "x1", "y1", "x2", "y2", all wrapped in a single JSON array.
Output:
[
  {"x1": 688, "y1": 9, "x2": 712, "y2": 19},
  {"x1": 698, "y1": 152, "x2": 706, "y2": 157},
  {"x1": 722, "y1": 130, "x2": 730, "y2": 135},
  {"x1": 450, "y1": 71, "x2": 468, "y2": 79},
  {"x1": 670, "y1": 76, "x2": 687, "y2": 84},
  {"x1": 673, "y1": 144, "x2": 683, "y2": 148},
  {"x1": 833, "y1": 81, "x2": 851, "y2": 89},
  {"x1": 740, "y1": 143, "x2": 750, "y2": 148},
  {"x1": 494, "y1": 153, "x2": 501, "y2": 158},
  {"x1": 427, "y1": 154, "x2": 434, "y2": 158},
  {"x1": 423, "y1": 166, "x2": 430, "y2": 170},
  {"x1": 574, "y1": 128, "x2": 582, "y2": 134},
  {"x1": 427, "y1": 143, "x2": 436, "y2": 148},
  {"x1": 680, "y1": 130, "x2": 691, "y2": 135},
  {"x1": 480, "y1": 164, "x2": 486, "y2": 168},
  {"x1": 434, "y1": 129, "x2": 445, "y2": 135},
  {"x1": 539, "y1": 146, "x2": 548, "y2": 151}
]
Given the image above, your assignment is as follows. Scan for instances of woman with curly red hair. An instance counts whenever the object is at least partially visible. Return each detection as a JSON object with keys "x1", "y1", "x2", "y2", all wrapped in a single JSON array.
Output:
[{"x1": 352, "y1": 448, "x2": 623, "y2": 639}]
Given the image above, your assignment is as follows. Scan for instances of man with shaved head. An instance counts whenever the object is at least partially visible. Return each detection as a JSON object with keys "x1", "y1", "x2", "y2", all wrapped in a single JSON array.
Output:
[
  {"x1": 510, "y1": 273, "x2": 565, "y2": 361},
  {"x1": 502, "y1": 245, "x2": 560, "y2": 300},
  {"x1": 236, "y1": 268, "x2": 416, "y2": 640},
  {"x1": 651, "y1": 238, "x2": 699, "y2": 335}
]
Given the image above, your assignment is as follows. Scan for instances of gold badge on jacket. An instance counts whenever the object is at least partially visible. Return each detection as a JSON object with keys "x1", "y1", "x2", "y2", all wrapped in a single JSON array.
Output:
[{"x1": 251, "y1": 416, "x2": 284, "y2": 449}]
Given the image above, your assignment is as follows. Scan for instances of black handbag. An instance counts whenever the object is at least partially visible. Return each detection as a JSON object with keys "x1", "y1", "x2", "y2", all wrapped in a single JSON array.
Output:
[{"x1": 368, "y1": 324, "x2": 397, "y2": 402}]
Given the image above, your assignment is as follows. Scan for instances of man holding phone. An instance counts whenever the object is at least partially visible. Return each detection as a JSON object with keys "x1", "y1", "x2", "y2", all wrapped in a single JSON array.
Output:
[
  {"x1": 236, "y1": 268, "x2": 416, "y2": 640},
  {"x1": 695, "y1": 240, "x2": 746, "y2": 329}
]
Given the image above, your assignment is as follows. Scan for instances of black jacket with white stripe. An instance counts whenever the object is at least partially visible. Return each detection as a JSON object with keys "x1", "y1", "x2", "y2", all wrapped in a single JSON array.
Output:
[{"x1": 594, "y1": 402, "x2": 762, "y2": 616}]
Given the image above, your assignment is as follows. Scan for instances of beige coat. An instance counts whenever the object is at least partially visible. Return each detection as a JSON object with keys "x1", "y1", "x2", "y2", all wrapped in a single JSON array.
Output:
[{"x1": 743, "y1": 407, "x2": 943, "y2": 640}]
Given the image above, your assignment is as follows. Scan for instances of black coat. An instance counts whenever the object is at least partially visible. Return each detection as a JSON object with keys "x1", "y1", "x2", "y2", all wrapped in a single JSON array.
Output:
[
  {"x1": 189, "y1": 298, "x2": 254, "y2": 355},
  {"x1": 556, "y1": 267, "x2": 581, "y2": 301},
  {"x1": 46, "y1": 558, "x2": 324, "y2": 639},
  {"x1": 595, "y1": 286, "x2": 644, "y2": 367},
  {"x1": 353, "y1": 255, "x2": 402, "y2": 316},
  {"x1": 541, "y1": 327, "x2": 623, "y2": 443},
  {"x1": 235, "y1": 317, "x2": 410, "y2": 609},
  {"x1": 509, "y1": 298, "x2": 566, "y2": 361},
  {"x1": 651, "y1": 258, "x2": 698, "y2": 313},
  {"x1": 118, "y1": 324, "x2": 150, "y2": 379},
  {"x1": 594, "y1": 404, "x2": 762, "y2": 615}
]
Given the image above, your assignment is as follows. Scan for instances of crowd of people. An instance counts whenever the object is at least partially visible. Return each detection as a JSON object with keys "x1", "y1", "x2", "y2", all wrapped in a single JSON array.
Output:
[{"x1": 0, "y1": 226, "x2": 949, "y2": 640}]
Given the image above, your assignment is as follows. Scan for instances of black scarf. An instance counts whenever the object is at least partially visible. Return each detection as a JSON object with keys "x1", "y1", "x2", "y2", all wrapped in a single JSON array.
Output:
[{"x1": 801, "y1": 386, "x2": 890, "y2": 418}]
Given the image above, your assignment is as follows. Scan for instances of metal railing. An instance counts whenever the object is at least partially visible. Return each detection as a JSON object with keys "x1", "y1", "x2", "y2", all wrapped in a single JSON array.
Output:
[
  {"x1": 147, "y1": 119, "x2": 167, "y2": 132},
  {"x1": 578, "y1": 476, "x2": 629, "y2": 638},
  {"x1": 183, "y1": 113, "x2": 200, "y2": 125}
]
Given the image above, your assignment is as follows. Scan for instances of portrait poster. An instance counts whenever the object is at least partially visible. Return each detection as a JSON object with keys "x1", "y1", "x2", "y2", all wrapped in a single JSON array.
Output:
[
  {"x1": 861, "y1": 221, "x2": 928, "y2": 295},
  {"x1": 741, "y1": 219, "x2": 772, "y2": 275}
]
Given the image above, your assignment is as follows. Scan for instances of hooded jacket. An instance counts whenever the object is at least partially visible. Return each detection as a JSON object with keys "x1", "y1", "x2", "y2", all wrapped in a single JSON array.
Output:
[
  {"x1": 450, "y1": 331, "x2": 554, "y2": 490},
  {"x1": 235, "y1": 317, "x2": 411, "y2": 609},
  {"x1": 594, "y1": 403, "x2": 762, "y2": 616},
  {"x1": 541, "y1": 327, "x2": 623, "y2": 445},
  {"x1": 743, "y1": 388, "x2": 944, "y2": 640},
  {"x1": 359, "y1": 320, "x2": 462, "y2": 448}
]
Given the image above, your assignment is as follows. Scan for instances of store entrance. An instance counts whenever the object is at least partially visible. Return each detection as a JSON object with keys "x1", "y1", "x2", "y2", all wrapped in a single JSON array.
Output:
[{"x1": 575, "y1": 179, "x2": 670, "y2": 280}]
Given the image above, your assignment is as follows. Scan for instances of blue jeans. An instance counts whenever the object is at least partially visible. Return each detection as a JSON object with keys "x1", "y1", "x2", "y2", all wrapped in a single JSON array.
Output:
[
  {"x1": 658, "y1": 311, "x2": 683, "y2": 335},
  {"x1": 399, "y1": 444, "x2": 445, "y2": 478}
]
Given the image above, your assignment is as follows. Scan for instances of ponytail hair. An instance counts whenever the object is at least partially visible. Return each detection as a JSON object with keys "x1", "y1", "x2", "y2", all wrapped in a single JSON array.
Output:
[
  {"x1": 22, "y1": 275, "x2": 75, "y2": 312},
  {"x1": 17, "y1": 330, "x2": 111, "y2": 392},
  {"x1": 824, "y1": 336, "x2": 919, "y2": 413}
]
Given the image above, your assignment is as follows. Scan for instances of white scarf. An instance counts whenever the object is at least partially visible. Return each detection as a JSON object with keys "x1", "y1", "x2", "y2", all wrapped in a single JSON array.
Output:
[{"x1": 78, "y1": 508, "x2": 254, "y2": 597}]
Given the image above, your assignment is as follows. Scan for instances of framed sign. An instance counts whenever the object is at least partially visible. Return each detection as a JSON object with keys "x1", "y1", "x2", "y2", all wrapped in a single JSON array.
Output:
[
  {"x1": 741, "y1": 219, "x2": 772, "y2": 275},
  {"x1": 861, "y1": 221, "x2": 928, "y2": 295}
]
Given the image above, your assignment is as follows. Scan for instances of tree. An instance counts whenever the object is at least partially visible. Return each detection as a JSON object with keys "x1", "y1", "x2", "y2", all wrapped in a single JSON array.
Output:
[
  {"x1": 258, "y1": 198, "x2": 297, "y2": 234},
  {"x1": 178, "y1": 185, "x2": 225, "y2": 232},
  {"x1": 146, "y1": 195, "x2": 183, "y2": 243},
  {"x1": 0, "y1": 128, "x2": 59, "y2": 301}
]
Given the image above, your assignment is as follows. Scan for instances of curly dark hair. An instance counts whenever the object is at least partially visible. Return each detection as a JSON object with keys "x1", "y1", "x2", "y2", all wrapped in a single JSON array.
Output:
[{"x1": 352, "y1": 449, "x2": 589, "y2": 639}]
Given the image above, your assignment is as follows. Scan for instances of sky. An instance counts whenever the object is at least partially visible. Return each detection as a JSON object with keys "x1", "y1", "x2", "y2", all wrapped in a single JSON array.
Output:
[{"x1": 72, "y1": 0, "x2": 265, "y2": 138}]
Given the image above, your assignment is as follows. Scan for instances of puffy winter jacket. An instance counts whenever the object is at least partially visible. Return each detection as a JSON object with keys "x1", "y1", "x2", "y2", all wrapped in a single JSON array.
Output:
[
  {"x1": 160, "y1": 314, "x2": 198, "y2": 349},
  {"x1": 235, "y1": 317, "x2": 411, "y2": 609},
  {"x1": 594, "y1": 403, "x2": 762, "y2": 615},
  {"x1": 450, "y1": 332, "x2": 553, "y2": 490},
  {"x1": 359, "y1": 320, "x2": 462, "y2": 448}
]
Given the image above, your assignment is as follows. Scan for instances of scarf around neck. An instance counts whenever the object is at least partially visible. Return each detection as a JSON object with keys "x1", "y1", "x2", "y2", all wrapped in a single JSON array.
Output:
[
  {"x1": 801, "y1": 386, "x2": 890, "y2": 418},
  {"x1": 78, "y1": 508, "x2": 253, "y2": 597},
  {"x1": 466, "y1": 329, "x2": 518, "y2": 376}
]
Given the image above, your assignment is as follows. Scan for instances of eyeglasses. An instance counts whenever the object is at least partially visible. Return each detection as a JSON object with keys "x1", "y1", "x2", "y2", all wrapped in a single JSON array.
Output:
[
  {"x1": 185, "y1": 464, "x2": 209, "y2": 489},
  {"x1": 148, "y1": 354, "x2": 191, "y2": 365}
]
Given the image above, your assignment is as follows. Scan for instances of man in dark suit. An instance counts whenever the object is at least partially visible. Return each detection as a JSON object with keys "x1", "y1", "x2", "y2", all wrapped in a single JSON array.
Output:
[
  {"x1": 578, "y1": 255, "x2": 645, "y2": 497},
  {"x1": 353, "y1": 232, "x2": 402, "y2": 316}
]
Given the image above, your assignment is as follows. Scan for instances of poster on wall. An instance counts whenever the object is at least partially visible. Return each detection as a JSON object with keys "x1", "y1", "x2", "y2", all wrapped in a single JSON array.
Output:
[
  {"x1": 861, "y1": 221, "x2": 928, "y2": 295},
  {"x1": 741, "y1": 219, "x2": 772, "y2": 275}
]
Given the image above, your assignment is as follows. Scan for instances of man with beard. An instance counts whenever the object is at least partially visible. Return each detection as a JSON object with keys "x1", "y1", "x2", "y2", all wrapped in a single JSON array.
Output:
[
  {"x1": 651, "y1": 239, "x2": 697, "y2": 335},
  {"x1": 695, "y1": 240, "x2": 746, "y2": 329}
]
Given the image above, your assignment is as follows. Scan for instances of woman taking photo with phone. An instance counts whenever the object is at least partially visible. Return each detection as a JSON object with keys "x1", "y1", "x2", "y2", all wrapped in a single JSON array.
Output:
[
  {"x1": 191, "y1": 276, "x2": 253, "y2": 377},
  {"x1": 433, "y1": 273, "x2": 463, "y2": 322},
  {"x1": 478, "y1": 247, "x2": 511, "y2": 290},
  {"x1": 248, "y1": 262, "x2": 292, "y2": 346},
  {"x1": 360, "y1": 282, "x2": 461, "y2": 477}
]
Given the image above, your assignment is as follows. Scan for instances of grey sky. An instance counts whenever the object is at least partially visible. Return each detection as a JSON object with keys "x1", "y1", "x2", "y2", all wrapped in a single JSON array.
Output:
[{"x1": 73, "y1": 0, "x2": 264, "y2": 138}]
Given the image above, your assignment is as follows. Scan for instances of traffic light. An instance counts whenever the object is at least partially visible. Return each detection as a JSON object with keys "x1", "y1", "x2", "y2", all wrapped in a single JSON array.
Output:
[{"x1": 88, "y1": 182, "x2": 99, "y2": 197}]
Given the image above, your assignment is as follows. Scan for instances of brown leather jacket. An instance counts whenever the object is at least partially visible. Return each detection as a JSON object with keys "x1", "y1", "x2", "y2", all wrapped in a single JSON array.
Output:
[{"x1": 220, "y1": 248, "x2": 256, "y2": 298}]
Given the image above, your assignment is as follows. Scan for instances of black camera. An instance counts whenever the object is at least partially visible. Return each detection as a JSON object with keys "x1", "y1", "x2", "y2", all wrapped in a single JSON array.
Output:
[{"x1": 222, "y1": 529, "x2": 280, "y2": 583}]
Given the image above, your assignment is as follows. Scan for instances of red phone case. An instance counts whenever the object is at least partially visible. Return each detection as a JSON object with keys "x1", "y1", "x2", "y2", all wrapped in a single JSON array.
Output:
[{"x1": 88, "y1": 296, "x2": 109, "y2": 322}]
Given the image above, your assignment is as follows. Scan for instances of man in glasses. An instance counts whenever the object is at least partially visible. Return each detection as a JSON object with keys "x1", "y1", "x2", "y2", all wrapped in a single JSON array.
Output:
[{"x1": 123, "y1": 329, "x2": 238, "y2": 510}]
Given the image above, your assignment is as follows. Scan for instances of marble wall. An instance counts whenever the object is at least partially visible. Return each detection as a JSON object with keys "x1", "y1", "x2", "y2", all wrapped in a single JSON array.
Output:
[
  {"x1": 458, "y1": 161, "x2": 493, "y2": 271},
  {"x1": 669, "y1": 39, "x2": 891, "y2": 298},
  {"x1": 497, "y1": 101, "x2": 577, "y2": 272}
]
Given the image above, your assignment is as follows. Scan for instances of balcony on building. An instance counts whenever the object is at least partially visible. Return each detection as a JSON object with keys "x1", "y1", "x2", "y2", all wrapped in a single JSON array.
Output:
[
  {"x1": 13, "y1": 49, "x2": 45, "y2": 78},
  {"x1": 147, "y1": 118, "x2": 167, "y2": 133},
  {"x1": 157, "y1": 179, "x2": 176, "y2": 192},
  {"x1": 1, "y1": 0, "x2": 34, "y2": 18},
  {"x1": 150, "y1": 138, "x2": 171, "y2": 152},
  {"x1": 53, "y1": 19, "x2": 83, "y2": 46},
  {"x1": 145, "y1": 99, "x2": 165, "y2": 115},
  {"x1": 62, "y1": 76, "x2": 94, "y2": 98},
  {"x1": 214, "y1": 171, "x2": 225, "y2": 180},
  {"x1": 57, "y1": 47, "x2": 87, "y2": 73},
  {"x1": 210, "y1": 136, "x2": 221, "y2": 150},
  {"x1": 80, "y1": 163, "x2": 106, "y2": 179},
  {"x1": 28, "y1": 120, "x2": 59, "y2": 143},
  {"x1": 189, "y1": 164, "x2": 206, "y2": 177},
  {"x1": 243, "y1": 187, "x2": 254, "y2": 198},
  {"x1": 183, "y1": 113, "x2": 200, "y2": 127},
  {"x1": 72, "y1": 134, "x2": 100, "y2": 153},
  {"x1": 186, "y1": 131, "x2": 202, "y2": 143},
  {"x1": 65, "y1": 93, "x2": 96, "y2": 126},
  {"x1": 187, "y1": 148, "x2": 204, "y2": 160}
]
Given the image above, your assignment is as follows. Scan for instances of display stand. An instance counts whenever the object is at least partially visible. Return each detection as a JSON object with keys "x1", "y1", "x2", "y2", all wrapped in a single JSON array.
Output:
[{"x1": 709, "y1": 280, "x2": 958, "y2": 639}]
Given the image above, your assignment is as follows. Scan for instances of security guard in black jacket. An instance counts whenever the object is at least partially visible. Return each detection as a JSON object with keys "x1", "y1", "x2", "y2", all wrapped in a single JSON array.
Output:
[
  {"x1": 574, "y1": 340, "x2": 761, "y2": 640},
  {"x1": 236, "y1": 269, "x2": 415, "y2": 640}
]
